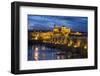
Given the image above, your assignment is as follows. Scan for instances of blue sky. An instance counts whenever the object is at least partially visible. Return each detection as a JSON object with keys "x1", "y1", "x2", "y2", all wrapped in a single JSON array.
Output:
[{"x1": 28, "y1": 15, "x2": 88, "y2": 32}]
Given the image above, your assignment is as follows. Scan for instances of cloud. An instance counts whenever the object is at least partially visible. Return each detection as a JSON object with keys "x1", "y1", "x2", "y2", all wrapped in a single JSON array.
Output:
[{"x1": 28, "y1": 15, "x2": 88, "y2": 32}]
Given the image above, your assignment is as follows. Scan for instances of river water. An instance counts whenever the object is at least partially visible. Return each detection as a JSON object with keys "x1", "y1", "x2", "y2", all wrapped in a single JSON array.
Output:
[{"x1": 28, "y1": 44, "x2": 87, "y2": 61}]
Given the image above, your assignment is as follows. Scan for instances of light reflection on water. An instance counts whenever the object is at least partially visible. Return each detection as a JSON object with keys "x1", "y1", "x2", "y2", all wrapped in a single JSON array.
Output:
[
  {"x1": 28, "y1": 45, "x2": 61, "y2": 61},
  {"x1": 28, "y1": 44, "x2": 87, "y2": 61}
]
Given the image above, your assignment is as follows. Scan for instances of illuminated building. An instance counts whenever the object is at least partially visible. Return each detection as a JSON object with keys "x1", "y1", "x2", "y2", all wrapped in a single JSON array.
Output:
[
  {"x1": 51, "y1": 25, "x2": 71, "y2": 44},
  {"x1": 29, "y1": 24, "x2": 87, "y2": 49}
]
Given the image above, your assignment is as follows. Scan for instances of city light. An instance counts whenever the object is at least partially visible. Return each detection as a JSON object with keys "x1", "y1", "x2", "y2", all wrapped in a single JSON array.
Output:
[{"x1": 29, "y1": 25, "x2": 87, "y2": 49}]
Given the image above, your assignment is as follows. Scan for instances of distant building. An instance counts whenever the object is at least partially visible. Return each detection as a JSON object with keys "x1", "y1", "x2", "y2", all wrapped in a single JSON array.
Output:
[
  {"x1": 29, "y1": 24, "x2": 87, "y2": 49},
  {"x1": 51, "y1": 25, "x2": 71, "y2": 44},
  {"x1": 53, "y1": 25, "x2": 70, "y2": 35}
]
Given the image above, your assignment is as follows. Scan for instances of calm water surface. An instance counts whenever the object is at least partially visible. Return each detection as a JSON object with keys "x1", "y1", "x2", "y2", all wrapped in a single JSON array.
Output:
[{"x1": 28, "y1": 44, "x2": 86, "y2": 61}]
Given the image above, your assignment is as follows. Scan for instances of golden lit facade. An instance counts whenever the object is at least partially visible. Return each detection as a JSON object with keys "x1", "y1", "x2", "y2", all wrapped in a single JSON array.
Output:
[{"x1": 30, "y1": 25, "x2": 87, "y2": 49}]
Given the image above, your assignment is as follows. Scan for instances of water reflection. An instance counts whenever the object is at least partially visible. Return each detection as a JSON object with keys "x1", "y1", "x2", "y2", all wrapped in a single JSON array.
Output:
[
  {"x1": 33, "y1": 47, "x2": 39, "y2": 61},
  {"x1": 28, "y1": 44, "x2": 87, "y2": 61}
]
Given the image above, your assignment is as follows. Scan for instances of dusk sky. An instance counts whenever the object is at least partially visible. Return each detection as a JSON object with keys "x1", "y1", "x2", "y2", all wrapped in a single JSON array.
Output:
[{"x1": 28, "y1": 15, "x2": 88, "y2": 32}]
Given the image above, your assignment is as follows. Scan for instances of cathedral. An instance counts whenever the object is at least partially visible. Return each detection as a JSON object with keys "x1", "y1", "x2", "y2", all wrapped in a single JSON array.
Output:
[
  {"x1": 51, "y1": 25, "x2": 71, "y2": 44},
  {"x1": 53, "y1": 25, "x2": 70, "y2": 35}
]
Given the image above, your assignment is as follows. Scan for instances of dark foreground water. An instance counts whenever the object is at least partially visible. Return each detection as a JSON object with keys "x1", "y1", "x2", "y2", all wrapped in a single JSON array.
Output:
[{"x1": 28, "y1": 44, "x2": 87, "y2": 61}]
